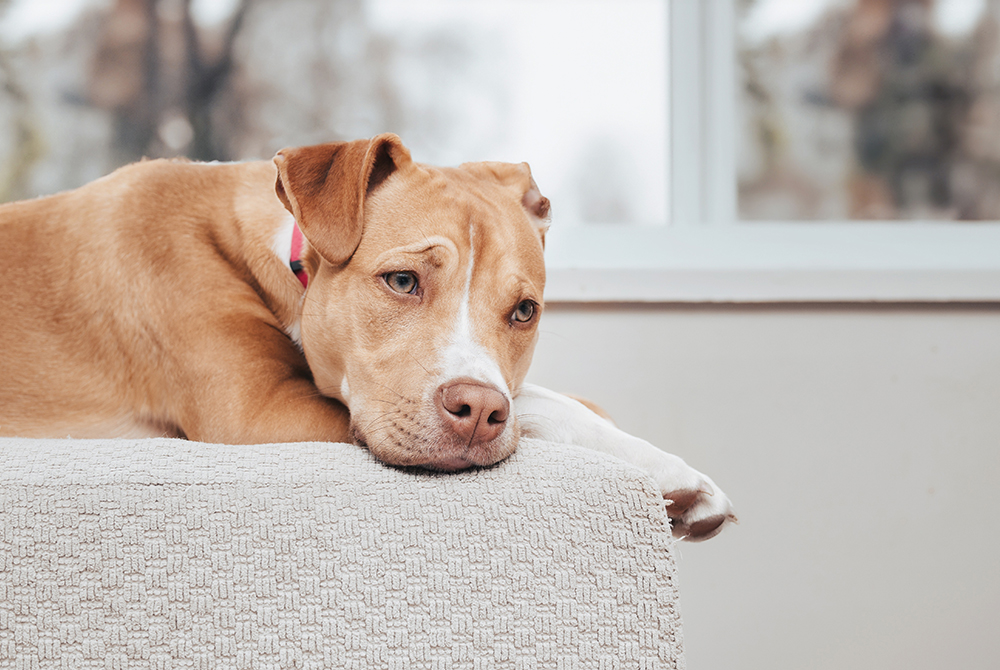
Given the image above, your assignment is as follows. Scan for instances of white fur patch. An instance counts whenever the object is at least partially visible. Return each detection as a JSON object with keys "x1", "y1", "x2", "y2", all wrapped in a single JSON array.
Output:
[
  {"x1": 273, "y1": 212, "x2": 303, "y2": 346},
  {"x1": 272, "y1": 213, "x2": 296, "y2": 265},
  {"x1": 285, "y1": 317, "x2": 302, "y2": 347},
  {"x1": 513, "y1": 382, "x2": 736, "y2": 541},
  {"x1": 437, "y1": 225, "x2": 509, "y2": 396}
]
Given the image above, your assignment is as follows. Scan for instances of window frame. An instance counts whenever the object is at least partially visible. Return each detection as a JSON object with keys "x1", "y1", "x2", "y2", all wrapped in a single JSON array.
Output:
[{"x1": 543, "y1": 0, "x2": 1000, "y2": 303}]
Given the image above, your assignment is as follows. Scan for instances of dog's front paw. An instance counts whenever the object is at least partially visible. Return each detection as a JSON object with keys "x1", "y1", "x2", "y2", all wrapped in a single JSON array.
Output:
[
  {"x1": 649, "y1": 455, "x2": 737, "y2": 542},
  {"x1": 512, "y1": 384, "x2": 736, "y2": 540}
]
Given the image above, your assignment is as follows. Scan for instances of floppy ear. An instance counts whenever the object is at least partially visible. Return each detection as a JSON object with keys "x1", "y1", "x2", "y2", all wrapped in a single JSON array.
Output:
[{"x1": 273, "y1": 133, "x2": 412, "y2": 265}]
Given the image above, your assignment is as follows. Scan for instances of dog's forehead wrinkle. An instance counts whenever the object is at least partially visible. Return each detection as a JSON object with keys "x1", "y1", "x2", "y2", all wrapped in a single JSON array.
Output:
[
  {"x1": 464, "y1": 211, "x2": 544, "y2": 308},
  {"x1": 370, "y1": 236, "x2": 455, "y2": 269}
]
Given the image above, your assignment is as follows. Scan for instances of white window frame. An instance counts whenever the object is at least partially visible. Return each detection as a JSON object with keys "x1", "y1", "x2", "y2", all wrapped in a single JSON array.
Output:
[{"x1": 543, "y1": 0, "x2": 1000, "y2": 303}]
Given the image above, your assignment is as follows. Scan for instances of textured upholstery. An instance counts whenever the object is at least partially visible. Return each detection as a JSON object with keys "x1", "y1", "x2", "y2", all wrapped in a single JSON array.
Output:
[{"x1": 0, "y1": 437, "x2": 685, "y2": 669}]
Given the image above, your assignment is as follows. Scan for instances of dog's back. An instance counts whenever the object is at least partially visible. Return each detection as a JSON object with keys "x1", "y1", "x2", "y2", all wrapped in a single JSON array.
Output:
[{"x1": 0, "y1": 159, "x2": 296, "y2": 437}]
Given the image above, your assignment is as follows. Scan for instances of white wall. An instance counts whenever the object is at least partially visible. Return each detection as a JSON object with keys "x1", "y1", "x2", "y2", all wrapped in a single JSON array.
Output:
[{"x1": 525, "y1": 304, "x2": 1000, "y2": 670}]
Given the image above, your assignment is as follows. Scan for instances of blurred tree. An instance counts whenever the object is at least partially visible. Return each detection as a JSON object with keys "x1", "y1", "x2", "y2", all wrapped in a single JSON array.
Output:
[
  {"x1": 88, "y1": 0, "x2": 251, "y2": 163},
  {"x1": 0, "y1": 0, "x2": 490, "y2": 201},
  {"x1": 0, "y1": 0, "x2": 44, "y2": 201},
  {"x1": 738, "y1": 0, "x2": 1000, "y2": 220}
]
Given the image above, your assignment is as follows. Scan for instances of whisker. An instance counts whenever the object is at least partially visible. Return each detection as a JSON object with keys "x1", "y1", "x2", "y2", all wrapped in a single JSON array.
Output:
[
  {"x1": 292, "y1": 387, "x2": 333, "y2": 401},
  {"x1": 407, "y1": 351, "x2": 432, "y2": 376},
  {"x1": 367, "y1": 379, "x2": 406, "y2": 400},
  {"x1": 360, "y1": 411, "x2": 397, "y2": 436}
]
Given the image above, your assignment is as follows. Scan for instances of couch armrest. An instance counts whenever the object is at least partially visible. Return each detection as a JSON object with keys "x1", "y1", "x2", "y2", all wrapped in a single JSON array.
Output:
[{"x1": 0, "y1": 437, "x2": 684, "y2": 668}]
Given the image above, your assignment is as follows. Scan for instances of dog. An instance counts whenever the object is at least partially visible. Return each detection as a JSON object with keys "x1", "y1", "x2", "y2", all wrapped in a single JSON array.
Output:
[{"x1": 0, "y1": 133, "x2": 734, "y2": 541}]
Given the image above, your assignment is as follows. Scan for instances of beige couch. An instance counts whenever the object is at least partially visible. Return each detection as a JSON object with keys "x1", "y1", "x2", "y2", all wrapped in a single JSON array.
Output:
[{"x1": 0, "y1": 437, "x2": 685, "y2": 669}]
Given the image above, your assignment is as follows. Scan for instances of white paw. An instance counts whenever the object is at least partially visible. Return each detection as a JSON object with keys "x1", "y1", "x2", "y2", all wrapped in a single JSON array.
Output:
[
  {"x1": 512, "y1": 384, "x2": 736, "y2": 541},
  {"x1": 650, "y1": 456, "x2": 737, "y2": 542}
]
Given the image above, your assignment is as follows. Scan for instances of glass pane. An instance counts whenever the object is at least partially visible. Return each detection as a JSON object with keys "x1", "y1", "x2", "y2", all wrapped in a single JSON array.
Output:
[
  {"x1": 367, "y1": 0, "x2": 670, "y2": 226},
  {"x1": 0, "y1": 0, "x2": 668, "y2": 226},
  {"x1": 737, "y1": 0, "x2": 1000, "y2": 221}
]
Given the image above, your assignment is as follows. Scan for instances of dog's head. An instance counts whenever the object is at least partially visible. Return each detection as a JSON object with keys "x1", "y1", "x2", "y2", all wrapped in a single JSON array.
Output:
[{"x1": 274, "y1": 133, "x2": 550, "y2": 470}]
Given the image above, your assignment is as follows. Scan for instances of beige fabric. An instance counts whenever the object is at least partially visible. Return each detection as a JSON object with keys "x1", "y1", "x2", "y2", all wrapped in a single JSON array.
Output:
[{"x1": 0, "y1": 437, "x2": 684, "y2": 669}]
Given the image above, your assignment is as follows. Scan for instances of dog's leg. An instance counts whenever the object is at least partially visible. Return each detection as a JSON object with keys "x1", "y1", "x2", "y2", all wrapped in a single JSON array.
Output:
[
  {"x1": 164, "y1": 315, "x2": 354, "y2": 444},
  {"x1": 180, "y1": 375, "x2": 353, "y2": 445},
  {"x1": 514, "y1": 383, "x2": 736, "y2": 541}
]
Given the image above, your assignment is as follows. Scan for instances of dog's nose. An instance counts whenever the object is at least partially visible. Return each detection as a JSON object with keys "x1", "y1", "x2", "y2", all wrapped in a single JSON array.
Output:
[{"x1": 437, "y1": 380, "x2": 509, "y2": 445}]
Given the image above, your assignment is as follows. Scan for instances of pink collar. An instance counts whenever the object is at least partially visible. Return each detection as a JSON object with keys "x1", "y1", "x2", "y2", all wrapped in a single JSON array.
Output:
[{"x1": 289, "y1": 222, "x2": 308, "y2": 288}]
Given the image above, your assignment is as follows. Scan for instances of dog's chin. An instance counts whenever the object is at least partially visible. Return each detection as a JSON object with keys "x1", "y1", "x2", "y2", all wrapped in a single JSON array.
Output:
[
  {"x1": 420, "y1": 457, "x2": 476, "y2": 472},
  {"x1": 349, "y1": 424, "x2": 368, "y2": 448},
  {"x1": 350, "y1": 423, "x2": 515, "y2": 472}
]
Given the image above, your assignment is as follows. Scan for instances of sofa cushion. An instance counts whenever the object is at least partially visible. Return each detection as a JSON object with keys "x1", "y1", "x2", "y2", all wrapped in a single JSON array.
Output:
[{"x1": 0, "y1": 437, "x2": 684, "y2": 669}]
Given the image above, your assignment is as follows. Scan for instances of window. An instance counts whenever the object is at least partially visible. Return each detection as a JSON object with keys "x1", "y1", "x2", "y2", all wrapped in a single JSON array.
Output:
[
  {"x1": 542, "y1": 1, "x2": 1000, "y2": 302},
  {"x1": 738, "y1": 0, "x2": 1000, "y2": 221},
  {"x1": 2, "y1": 0, "x2": 998, "y2": 302}
]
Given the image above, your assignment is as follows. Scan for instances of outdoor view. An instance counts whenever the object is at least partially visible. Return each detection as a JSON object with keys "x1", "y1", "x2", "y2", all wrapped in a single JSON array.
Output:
[
  {"x1": 739, "y1": 0, "x2": 1000, "y2": 220},
  {"x1": 0, "y1": 0, "x2": 669, "y2": 225},
  {"x1": 5, "y1": 0, "x2": 993, "y2": 225}
]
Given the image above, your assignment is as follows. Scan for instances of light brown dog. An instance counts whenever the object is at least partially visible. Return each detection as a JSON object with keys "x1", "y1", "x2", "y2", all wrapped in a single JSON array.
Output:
[{"x1": 0, "y1": 133, "x2": 733, "y2": 540}]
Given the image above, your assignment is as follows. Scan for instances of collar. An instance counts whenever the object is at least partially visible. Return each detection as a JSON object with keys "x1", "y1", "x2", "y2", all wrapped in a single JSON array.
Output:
[{"x1": 289, "y1": 222, "x2": 308, "y2": 288}]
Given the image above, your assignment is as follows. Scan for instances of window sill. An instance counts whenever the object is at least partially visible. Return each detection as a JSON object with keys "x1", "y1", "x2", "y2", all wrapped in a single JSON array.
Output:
[{"x1": 542, "y1": 223, "x2": 1000, "y2": 303}]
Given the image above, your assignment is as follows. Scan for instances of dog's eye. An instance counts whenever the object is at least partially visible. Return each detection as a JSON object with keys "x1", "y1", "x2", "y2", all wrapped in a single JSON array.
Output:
[
  {"x1": 512, "y1": 300, "x2": 536, "y2": 324},
  {"x1": 384, "y1": 271, "x2": 419, "y2": 295}
]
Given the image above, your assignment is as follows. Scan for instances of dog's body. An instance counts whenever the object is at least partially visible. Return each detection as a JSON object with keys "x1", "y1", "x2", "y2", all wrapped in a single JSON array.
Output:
[{"x1": 0, "y1": 134, "x2": 733, "y2": 540}]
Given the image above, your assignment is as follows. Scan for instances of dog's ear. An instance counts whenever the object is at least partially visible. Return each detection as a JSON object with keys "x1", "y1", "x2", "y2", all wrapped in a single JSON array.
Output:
[
  {"x1": 519, "y1": 163, "x2": 550, "y2": 247},
  {"x1": 273, "y1": 133, "x2": 412, "y2": 265},
  {"x1": 464, "y1": 161, "x2": 551, "y2": 247},
  {"x1": 512, "y1": 163, "x2": 550, "y2": 248}
]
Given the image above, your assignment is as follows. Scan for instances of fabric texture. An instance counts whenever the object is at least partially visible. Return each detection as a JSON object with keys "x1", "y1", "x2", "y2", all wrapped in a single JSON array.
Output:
[{"x1": 0, "y1": 437, "x2": 685, "y2": 669}]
